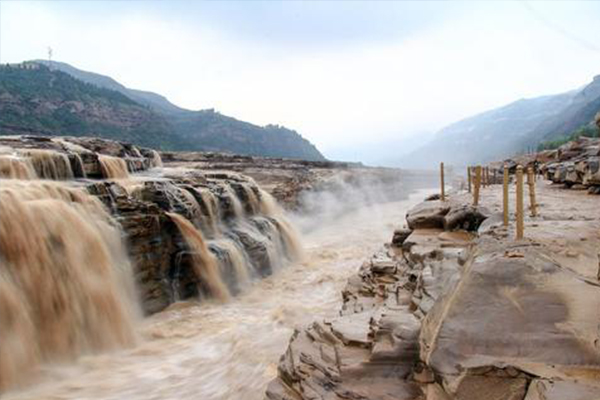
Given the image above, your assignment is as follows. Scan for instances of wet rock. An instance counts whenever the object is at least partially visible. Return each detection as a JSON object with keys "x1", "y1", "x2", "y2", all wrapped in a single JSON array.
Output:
[
  {"x1": 420, "y1": 247, "x2": 600, "y2": 390},
  {"x1": 425, "y1": 193, "x2": 441, "y2": 201},
  {"x1": 406, "y1": 200, "x2": 451, "y2": 230},
  {"x1": 442, "y1": 204, "x2": 489, "y2": 231},
  {"x1": 0, "y1": 135, "x2": 159, "y2": 179},
  {"x1": 269, "y1": 184, "x2": 600, "y2": 400},
  {"x1": 451, "y1": 375, "x2": 528, "y2": 400},
  {"x1": 524, "y1": 379, "x2": 600, "y2": 400},
  {"x1": 87, "y1": 181, "x2": 178, "y2": 314},
  {"x1": 392, "y1": 228, "x2": 413, "y2": 246}
]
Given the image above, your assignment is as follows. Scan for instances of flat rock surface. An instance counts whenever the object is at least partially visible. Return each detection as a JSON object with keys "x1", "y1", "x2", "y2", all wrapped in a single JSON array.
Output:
[{"x1": 268, "y1": 180, "x2": 600, "y2": 400}]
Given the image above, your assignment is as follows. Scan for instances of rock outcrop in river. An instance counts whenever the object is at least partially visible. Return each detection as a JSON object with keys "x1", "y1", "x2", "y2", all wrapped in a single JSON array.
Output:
[
  {"x1": 266, "y1": 180, "x2": 600, "y2": 399},
  {"x1": 0, "y1": 135, "x2": 427, "y2": 393},
  {"x1": 0, "y1": 135, "x2": 304, "y2": 390}
]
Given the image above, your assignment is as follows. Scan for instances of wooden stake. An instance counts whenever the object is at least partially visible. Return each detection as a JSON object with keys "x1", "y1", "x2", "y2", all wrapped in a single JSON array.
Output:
[
  {"x1": 467, "y1": 166, "x2": 472, "y2": 193},
  {"x1": 503, "y1": 165, "x2": 509, "y2": 227},
  {"x1": 482, "y1": 167, "x2": 487, "y2": 187},
  {"x1": 474, "y1": 166, "x2": 482, "y2": 206},
  {"x1": 516, "y1": 165, "x2": 524, "y2": 240},
  {"x1": 481, "y1": 167, "x2": 486, "y2": 188},
  {"x1": 527, "y1": 166, "x2": 537, "y2": 217},
  {"x1": 440, "y1": 162, "x2": 445, "y2": 201},
  {"x1": 485, "y1": 166, "x2": 489, "y2": 187}
]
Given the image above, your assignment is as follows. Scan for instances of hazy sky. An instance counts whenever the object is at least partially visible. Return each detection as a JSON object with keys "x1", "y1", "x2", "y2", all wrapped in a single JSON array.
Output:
[{"x1": 1, "y1": 1, "x2": 600, "y2": 163}]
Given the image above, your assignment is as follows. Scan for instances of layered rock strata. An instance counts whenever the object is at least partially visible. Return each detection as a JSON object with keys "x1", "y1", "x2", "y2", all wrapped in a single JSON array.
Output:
[
  {"x1": 161, "y1": 151, "x2": 436, "y2": 209},
  {"x1": 0, "y1": 136, "x2": 302, "y2": 315},
  {"x1": 493, "y1": 136, "x2": 600, "y2": 194},
  {"x1": 267, "y1": 182, "x2": 600, "y2": 399}
]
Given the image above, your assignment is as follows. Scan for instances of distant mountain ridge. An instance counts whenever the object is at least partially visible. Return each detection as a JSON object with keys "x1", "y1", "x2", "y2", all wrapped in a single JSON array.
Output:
[
  {"x1": 405, "y1": 74, "x2": 600, "y2": 168},
  {"x1": 0, "y1": 60, "x2": 325, "y2": 161},
  {"x1": 34, "y1": 60, "x2": 186, "y2": 114}
]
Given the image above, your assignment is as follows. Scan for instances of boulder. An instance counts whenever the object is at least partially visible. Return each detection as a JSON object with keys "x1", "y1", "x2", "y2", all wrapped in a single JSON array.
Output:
[
  {"x1": 442, "y1": 204, "x2": 489, "y2": 232},
  {"x1": 392, "y1": 228, "x2": 413, "y2": 246},
  {"x1": 524, "y1": 379, "x2": 600, "y2": 400},
  {"x1": 420, "y1": 246, "x2": 600, "y2": 391},
  {"x1": 406, "y1": 200, "x2": 451, "y2": 230}
]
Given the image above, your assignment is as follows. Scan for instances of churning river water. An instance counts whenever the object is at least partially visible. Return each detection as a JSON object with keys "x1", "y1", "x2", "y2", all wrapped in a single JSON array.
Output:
[{"x1": 5, "y1": 188, "x2": 434, "y2": 400}]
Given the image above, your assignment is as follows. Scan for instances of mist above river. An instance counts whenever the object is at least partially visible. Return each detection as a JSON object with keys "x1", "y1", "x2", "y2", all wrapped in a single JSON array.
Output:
[{"x1": 3, "y1": 186, "x2": 435, "y2": 400}]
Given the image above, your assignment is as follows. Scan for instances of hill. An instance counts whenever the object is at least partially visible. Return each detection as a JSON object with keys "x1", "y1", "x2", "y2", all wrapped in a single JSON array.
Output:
[
  {"x1": 405, "y1": 74, "x2": 600, "y2": 168},
  {"x1": 0, "y1": 63, "x2": 175, "y2": 149},
  {"x1": 0, "y1": 61, "x2": 325, "y2": 161},
  {"x1": 527, "y1": 75, "x2": 600, "y2": 145},
  {"x1": 34, "y1": 60, "x2": 185, "y2": 115}
]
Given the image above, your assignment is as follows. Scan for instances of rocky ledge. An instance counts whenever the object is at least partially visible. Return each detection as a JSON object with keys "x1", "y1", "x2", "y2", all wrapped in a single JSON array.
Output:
[
  {"x1": 496, "y1": 136, "x2": 600, "y2": 195},
  {"x1": 0, "y1": 135, "x2": 303, "y2": 315},
  {"x1": 161, "y1": 150, "x2": 436, "y2": 210},
  {"x1": 0, "y1": 135, "x2": 432, "y2": 317},
  {"x1": 266, "y1": 180, "x2": 600, "y2": 399}
]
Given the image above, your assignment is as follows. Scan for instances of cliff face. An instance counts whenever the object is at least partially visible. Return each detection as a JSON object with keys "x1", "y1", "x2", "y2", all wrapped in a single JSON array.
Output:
[
  {"x1": 12, "y1": 61, "x2": 326, "y2": 161},
  {"x1": 0, "y1": 135, "x2": 303, "y2": 315}
]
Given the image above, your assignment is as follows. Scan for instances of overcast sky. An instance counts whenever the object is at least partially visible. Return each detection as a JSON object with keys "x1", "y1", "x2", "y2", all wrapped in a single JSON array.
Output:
[{"x1": 1, "y1": 1, "x2": 600, "y2": 163}]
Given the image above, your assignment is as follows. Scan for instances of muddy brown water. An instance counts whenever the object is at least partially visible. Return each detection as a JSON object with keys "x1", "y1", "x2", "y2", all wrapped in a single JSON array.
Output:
[{"x1": 4, "y1": 188, "x2": 434, "y2": 400}]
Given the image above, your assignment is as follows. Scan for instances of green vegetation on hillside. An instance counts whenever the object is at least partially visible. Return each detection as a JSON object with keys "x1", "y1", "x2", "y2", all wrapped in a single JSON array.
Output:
[
  {"x1": 537, "y1": 124, "x2": 600, "y2": 151},
  {"x1": 1, "y1": 61, "x2": 325, "y2": 161},
  {"x1": 0, "y1": 64, "x2": 173, "y2": 149}
]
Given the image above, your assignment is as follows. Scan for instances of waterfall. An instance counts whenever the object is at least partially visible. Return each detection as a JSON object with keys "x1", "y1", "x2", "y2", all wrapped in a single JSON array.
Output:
[
  {"x1": 149, "y1": 150, "x2": 163, "y2": 168},
  {"x1": 0, "y1": 181, "x2": 137, "y2": 390},
  {"x1": 258, "y1": 189, "x2": 304, "y2": 261},
  {"x1": 241, "y1": 183, "x2": 260, "y2": 214},
  {"x1": 258, "y1": 188, "x2": 279, "y2": 216},
  {"x1": 193, "y1": 188, "x2": 222, "y2": 236},
  {"x1": 167, "y1": 212, "x2": 230, "y2": 302},
  {"x1": 18, "y1": 149, "x2": 74, "y2": 180},
  {"x1": 179, "y1": 187, "x2": 204, "y2": 226},
  {"x1": 223, "y1": 185, "x2": 244, "y2": 218},
  {"x1": 209, "y1": 238, "x2": 252, "y2": 293},
  {"x1": 71, "y1": 153, "x2": 87, "y2": 178},
  {"x1": 0, "y1": 155, "x2": 37, "y2": 179},
  {"x1": 98, "y1": 155, "x2": 130, "y2": 179},
  {"x1": 271, "y1": 216, "x2": 304, "y2": 261}
]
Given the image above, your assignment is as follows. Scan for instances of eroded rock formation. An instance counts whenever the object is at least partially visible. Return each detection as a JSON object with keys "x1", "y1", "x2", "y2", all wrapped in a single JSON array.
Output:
[
  {"x1": 0, "y1": 135, "x2": 306, "y2": 390},
  {"x1": 266, "y1": 182, "x2": 600, "y2": 400},
  {"x1": 499, "y1": 136, "x2": 600, "y2": 194}
]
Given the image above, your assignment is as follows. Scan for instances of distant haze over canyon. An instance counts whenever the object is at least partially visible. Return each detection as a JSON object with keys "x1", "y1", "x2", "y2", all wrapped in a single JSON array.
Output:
[{"x1": 1, "y1": 60, "x2": 599, "y2": 168}]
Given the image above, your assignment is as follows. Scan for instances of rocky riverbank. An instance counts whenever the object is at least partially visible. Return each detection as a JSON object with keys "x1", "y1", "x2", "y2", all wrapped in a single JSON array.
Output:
[
  {"x1": 0, "y1": 135, "x2": 432, "y2": 321},
  {"x1": 0, "y1": 135, "x2": 306, "y2": 316},
  {"x1": 493, "y1": 136, "x2": 600, "y2": 195},
  {"x1": 266, "y1": 179, "x2": 600, "y2": 399},
  {"x1": 0, "y1": 135, "x2": 438, "y2": 396}
]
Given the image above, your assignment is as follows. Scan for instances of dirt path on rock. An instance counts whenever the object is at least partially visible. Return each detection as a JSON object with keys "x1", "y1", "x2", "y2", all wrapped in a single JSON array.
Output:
[{"x1": 467, "y1": 180, "x2": 600, "y2": 280}]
